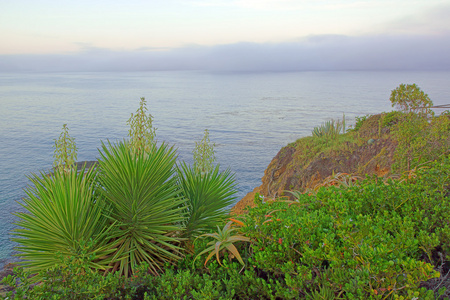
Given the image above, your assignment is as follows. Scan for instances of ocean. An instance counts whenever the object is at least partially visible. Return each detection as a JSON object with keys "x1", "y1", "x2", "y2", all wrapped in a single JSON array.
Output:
[{"x1": 1, "y1": 70, "x2": 449, "y2": 268}]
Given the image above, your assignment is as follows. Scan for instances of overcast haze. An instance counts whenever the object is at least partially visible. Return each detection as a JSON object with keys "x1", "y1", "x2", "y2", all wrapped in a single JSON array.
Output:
[{"x1": 1, "y1": 0, "x2": 449, "y2": 72}]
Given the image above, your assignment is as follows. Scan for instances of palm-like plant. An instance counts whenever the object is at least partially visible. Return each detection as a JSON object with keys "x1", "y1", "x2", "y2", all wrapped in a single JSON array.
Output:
[
  {"x1": 177, "y1": 162, "x2": 237, "y2": 241},
  {"x1": 97, "y1": 141, "x2": 186, "y2": 276},
  {"x1": 13, "y1": 166, "x2": 112, "y2": 280}
]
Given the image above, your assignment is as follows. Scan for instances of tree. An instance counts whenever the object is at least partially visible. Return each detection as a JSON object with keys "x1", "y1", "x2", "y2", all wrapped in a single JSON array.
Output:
[{"x1": 389, "y1": 83, "x2": 433, "y2": 114}]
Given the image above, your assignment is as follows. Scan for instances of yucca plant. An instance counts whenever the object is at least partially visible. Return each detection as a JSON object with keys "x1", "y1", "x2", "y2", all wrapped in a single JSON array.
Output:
[
  {"x1": 13, "y1": 166, "x2": 112, "y2": 280},
  {"x1": 97, "y1": 140, "x2": 186, "y2": 277},
  {"x1": 177, "y1": 162, "x2": 237, "y2": 241}
]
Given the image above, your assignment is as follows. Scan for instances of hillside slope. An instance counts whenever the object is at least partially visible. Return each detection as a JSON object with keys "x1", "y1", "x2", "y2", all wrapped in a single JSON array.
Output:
[{"x1": 232, "y1": 112, "x2": 449, "y2": 214}]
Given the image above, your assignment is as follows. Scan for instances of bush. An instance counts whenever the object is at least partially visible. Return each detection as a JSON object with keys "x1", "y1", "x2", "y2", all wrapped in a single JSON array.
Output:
[
  {"x1": 13, "y1": 166, "x2": 111, "y2": 281},
  {"x1": 7, "y1": 156, "x2": 450, "y2": 299},
  {"x1": 390, "y1": 83, "x2": 433, "y2": 114},
  {"x1": 240, "y1": 156, "x2": 450, "y2": 299},
  {"x1": 392, "y1": 112, "x2": 450, "y2": 171},
  {"x1": 177, "y1": 163, "x2": 237, "y2": 241},
  {"x1": 97, "y1": 140, "x2": 186, "y2": 277}
]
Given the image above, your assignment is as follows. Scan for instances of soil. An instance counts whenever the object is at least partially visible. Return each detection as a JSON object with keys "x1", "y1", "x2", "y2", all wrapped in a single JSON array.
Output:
[{"x1": 231, "y1": 114, "x2": 397, "y2": 215}]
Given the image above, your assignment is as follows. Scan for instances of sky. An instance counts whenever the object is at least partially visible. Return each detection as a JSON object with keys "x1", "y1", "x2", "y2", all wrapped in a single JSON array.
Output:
[{"x1": 1, "y1": 0, "x2": 450, "y2": 72}]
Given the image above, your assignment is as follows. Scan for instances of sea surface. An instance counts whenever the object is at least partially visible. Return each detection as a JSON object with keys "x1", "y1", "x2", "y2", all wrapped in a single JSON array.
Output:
[{"x1": 1, "y1": 70, "x2": 449, "y2": 268}]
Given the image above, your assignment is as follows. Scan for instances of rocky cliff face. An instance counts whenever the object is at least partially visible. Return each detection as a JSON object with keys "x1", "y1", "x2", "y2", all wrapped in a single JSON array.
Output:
[{"x1": 232, "y1": 114, "x2": 397, "y2": 214}]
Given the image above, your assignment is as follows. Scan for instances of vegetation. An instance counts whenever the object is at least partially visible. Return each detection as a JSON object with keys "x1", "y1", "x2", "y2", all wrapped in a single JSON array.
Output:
[
  {"x1": 53, "y1": 124, "x2": 77, "y2": 173},
  {"x1": 97, "y1": 141, "x2": 185, "y2": 277},
  {"x1": 13, "y1": 166, "x2": 111, "y2": 281},
  {"x1": 177, "y1": 163, "x2": 237, "y2": 242},
  {"x1": 7, "y1": 97, "x2": 237, "y2": 281},
  {"x1": 392, "y1": 111, "x2": 450, "y2": 171},
  {"x1": 243, "y1": 158, "x2": 450, "y2": 298},
  {"x1": 193, "y1": 129, "x2": 216, "y2": 174},
  {"x1": 5, "y1": 156, "x2": 450, "y2": 299},
  {"x1": 390, "y1": 83, "x2": 433, "y2": 114},
  {"x1": 194, "y1": 219, "x2": 250, "y2": 267},
  {"x1": 3, "y1": 86, "x2": 450, "y2": 299},
  {"x1": 311, "y1": 117, "x2": 344, "y2": 139},
  {"x1": 127, "y1": 97, "x2": 156, "y2": 155}
]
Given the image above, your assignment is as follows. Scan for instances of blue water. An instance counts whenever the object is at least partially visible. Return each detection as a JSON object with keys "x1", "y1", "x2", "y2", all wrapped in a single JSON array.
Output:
[{"x1": 1, "y1": 70, "x2": 449, "y2": 268}]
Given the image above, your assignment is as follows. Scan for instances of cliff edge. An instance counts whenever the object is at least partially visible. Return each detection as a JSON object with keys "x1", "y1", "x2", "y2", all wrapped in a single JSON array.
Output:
[{"x1": 232, "y1": 114, "x2": 398, "y2": 214}]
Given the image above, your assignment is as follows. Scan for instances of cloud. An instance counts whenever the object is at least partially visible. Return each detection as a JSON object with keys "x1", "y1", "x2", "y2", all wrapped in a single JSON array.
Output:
[
  {"x1": 381, "y1": 3, "x2": 450, "y2": 35},
  {"x1": 1, "y1": 33, "x2": 449, "y2": 72},
  {"x1": 189, "y1": 0, "x2": 384, "y2": 11}
]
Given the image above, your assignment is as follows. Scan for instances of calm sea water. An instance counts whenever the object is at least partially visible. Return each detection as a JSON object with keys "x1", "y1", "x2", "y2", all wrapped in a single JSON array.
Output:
[{"x1": 1, "y1": 70, "x2": 449, "y2": 268}]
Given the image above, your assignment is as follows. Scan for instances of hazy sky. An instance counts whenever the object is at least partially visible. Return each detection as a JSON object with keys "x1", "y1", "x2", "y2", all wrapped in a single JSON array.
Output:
[{"x1": 1, "y1": 0, "x2": 450, "y2": 71}]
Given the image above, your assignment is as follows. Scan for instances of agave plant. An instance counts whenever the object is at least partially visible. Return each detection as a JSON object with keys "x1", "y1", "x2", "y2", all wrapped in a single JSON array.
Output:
[
  {"x1": 312, "y1": 119, "x2": 343, "y2": 139},
  {"x1": 194, "y1": 220, "x2": 250, "y2": 267},
  {"x1": 97, "y1": 140, "x2": 186, "y2": 277},
  {"x1": 314, "y1": 172, "x2": 362, "y2": 190},
  {"x1": 177, "y1": 162, "x2": 237, "y2": 241},
  {"x1": 13, "y1": 166, "x2": 112, "y2": 280}
]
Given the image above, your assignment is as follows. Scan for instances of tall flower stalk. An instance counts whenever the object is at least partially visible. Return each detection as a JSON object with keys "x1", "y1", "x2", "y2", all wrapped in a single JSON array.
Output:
[
  {"x1": 53, "y1": 124, "x2": 77, "y2": 173},
  {"x1": 127, "y1": 97, "x2": 156, "y2": 155}
]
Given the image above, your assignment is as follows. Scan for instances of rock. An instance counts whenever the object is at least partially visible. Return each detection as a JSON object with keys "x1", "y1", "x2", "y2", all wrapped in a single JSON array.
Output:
[{"x1": 232, "y1": 114, "x2": 397, "y2": 213}]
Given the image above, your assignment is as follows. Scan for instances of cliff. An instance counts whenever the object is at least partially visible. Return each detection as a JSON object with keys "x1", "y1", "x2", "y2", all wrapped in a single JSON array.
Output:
[{"x1": 232, "y1": 114, "x2": 398, "y2": 214}]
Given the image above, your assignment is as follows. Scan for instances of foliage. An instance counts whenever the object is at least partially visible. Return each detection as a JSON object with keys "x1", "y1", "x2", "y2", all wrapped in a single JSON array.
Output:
[
  {"x1": 392, "y1": 112, "x2": 450, "y2": 171},
  {"x1": 53, "y1": 124, "x2": 77, "y2": 173},
  {"x1": 13, "y1": 166, "x2": 112, "y2": 281},
  {"x1": 351, "y1": 114, "x2": 370, "y2": 132},
  {"x1": 390, "y1": 83, "x2": 433, "y2": 114},
  {"x1": 380, "y1": 110, "x2": 404, "y2": 128},
  {"x1": 193, "y1": 129, "x2": 216, "y2": 174},
  {"x1": 96, "y1": 140, "x2": 186, "y2": 277},
  {"x1": 127, "y1": 97, "x2": 156, "y2": 155},
  {"x1": 7, "y1": 157, "x2": 450, "y2": 299},
  {"x1": 2, "y1": 253, "x2": 130, "y2": 299},
  {"x1": 177, "y1": 162, "x2": 237, "y2": 240},
  {"x1": 3, "y1": 257, "x2": 273, "y2": 299},
  {"x1": 310, "y1": 172, "x2": 362, "y2": 192},
  {"x1": 241, "y1": 157, "x2": 450, "y2": 299},
  {"x1": 194, "y1": 219, "x2": 250, "y2": 267},
  {"x1": 342, "y1": 113, "x2": 346, "y2": 134},
  {"x1": 311, "y1": 118, "x2": 343, "y2": 139}
]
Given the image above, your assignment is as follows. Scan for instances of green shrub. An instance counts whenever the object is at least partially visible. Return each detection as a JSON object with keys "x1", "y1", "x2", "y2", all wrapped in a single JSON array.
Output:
[
  {"x1": 390, "y1": 83, "x2": 433, "y2": 114},
  {"x1": 13, "y1": 98, "x2": 238, "y2": 284},
  {"x1": 97, "y1": 140, "x2": 185, "y2": 277},
  {"x1": 240, "y1": 157, "x2": 450, "y2": 299},
  {"x1": 351, "y1": 114, "x2": 370, "y2": 132},
  {"x1": 13, "y1": 166, "x2": 111, "y2": 281},
  {"x1": 177, "y1": 163, "x2": 237, "y2": 241},
  {"x1": 392, "y1": 112, "x2": 450, "y2": 171},
  {"x1": 8, "y1": 157, "x2": 450, "y2": 299},
  {"x1": 381, "y1": 111, "x2": 404, "y2": 128}
]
